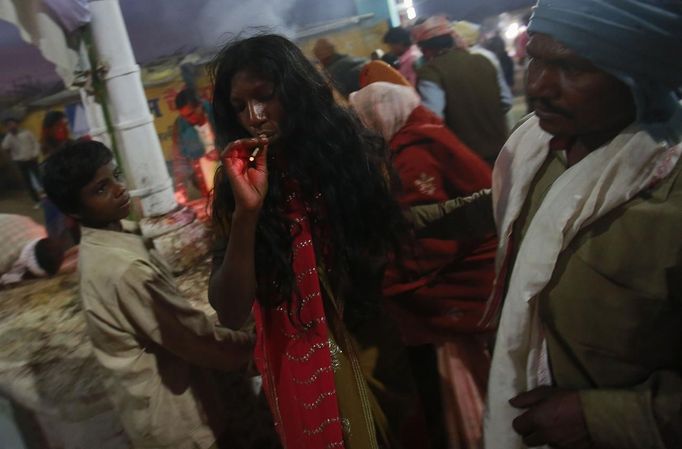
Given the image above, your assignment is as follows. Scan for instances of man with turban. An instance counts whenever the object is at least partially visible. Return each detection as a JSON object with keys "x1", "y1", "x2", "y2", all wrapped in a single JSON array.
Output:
[
  {"x1": 411, "y1": 1, "x2": 682, "y2": 448},
  {"x1": 412, "y1": 16, "x2": 510, "y2": 165}
]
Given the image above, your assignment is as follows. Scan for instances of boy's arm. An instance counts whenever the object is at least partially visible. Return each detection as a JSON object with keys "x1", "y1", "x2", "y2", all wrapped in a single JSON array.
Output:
[
  {"x1": 410, "y1": 189, "x2": 495, "y2": 239},
  {"x1": 117, "y1": 260, "x2": 254, "y2": 372}
]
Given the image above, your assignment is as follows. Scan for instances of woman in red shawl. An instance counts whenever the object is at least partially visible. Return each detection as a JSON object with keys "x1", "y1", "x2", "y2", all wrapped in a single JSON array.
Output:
[
  {"x1": 208, "y1": 36, "x2": 422, "y2": 449},
  {"x1": 351, "y1": 82, "x2": 497, "y2": 449}
]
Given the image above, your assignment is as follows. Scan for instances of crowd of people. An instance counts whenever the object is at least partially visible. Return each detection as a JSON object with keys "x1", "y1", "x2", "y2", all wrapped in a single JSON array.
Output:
[{"x1": 2, "y1": 0, "x2": 682, "y2": 448}]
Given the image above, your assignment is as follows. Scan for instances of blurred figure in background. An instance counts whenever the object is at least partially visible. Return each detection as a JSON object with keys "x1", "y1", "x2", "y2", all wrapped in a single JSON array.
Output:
[
  {"x1": 39, "y1": 110, "x2": 80, "y2": 248},
  {"x1": 173, "y1": 88, "x2": 220, "y2": 200},
  {"x1": 483, "y1": 34, "x2": 515, "y2": 90},
  {"x1": 313, "y1": 38, "x2": 368, "y2": 97},
  {"x1": 452, "y1": 21, "x2": 514, "y2": 96},
  {"x1": 382, "y1": 27, "x2": 423, "y2": 86},
  {"x1": 413, "y1": 16, "x2": 509, "y2": 165},
  {"x1": 2, "y1": 117, "x2": 43, "y2": 204},
  {"x1": 40, "y1": 110, "x2": 72, "y2": 158},
  {"x1": 370, "y1": 48, "x2": 385, "y2": 60},
  {"x1": 351, "y1": 82, "x2": 497, "y2": 449},
  {"x1": 513, "y1": 13, "x2": 531, "y2": 65}
]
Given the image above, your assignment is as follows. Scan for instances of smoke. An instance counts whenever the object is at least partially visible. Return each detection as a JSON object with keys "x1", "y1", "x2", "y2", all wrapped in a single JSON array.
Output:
[
  {"x1": 119, "y1": 0, "x2": 299, "y2": 62},
  {"x1": 197, "y1": 0, "x2": 299, "y2": 48}
]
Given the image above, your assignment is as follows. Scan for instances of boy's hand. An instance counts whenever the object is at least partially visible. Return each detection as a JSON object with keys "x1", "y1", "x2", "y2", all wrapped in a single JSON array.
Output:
[{"x1": 221, "y1": 137, "x2": 269, "y2": 214}]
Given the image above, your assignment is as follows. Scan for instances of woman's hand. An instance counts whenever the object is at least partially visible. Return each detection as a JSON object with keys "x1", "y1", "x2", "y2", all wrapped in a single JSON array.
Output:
[{"x1": 221, "y1": 137, "x2": 269, "y2": 213}]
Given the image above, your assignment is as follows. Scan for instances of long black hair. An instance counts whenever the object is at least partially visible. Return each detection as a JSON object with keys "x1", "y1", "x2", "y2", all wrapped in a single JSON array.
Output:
[{"x1": 210, "y1": 34, "x2": 406, "y2": 322}]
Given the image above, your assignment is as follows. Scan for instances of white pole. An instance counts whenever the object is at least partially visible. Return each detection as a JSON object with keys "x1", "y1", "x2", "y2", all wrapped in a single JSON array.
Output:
[
  {"x1": 79, "y1": 88, "x2": 111, "y2": 148},
  {"x1": 88, "y1": 0, "x2": 176, "y2": 216}
]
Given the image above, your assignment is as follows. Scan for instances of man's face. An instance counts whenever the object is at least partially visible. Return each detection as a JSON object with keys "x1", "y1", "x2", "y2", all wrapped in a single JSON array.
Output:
[
  {"x1": 526, "y1": 33, "x2": 636, "y2": 139},
  {"x1": 77, "y1": 162, "x2": 131, "y2": 228},
  {"x1": 179, "y1": 103, "x2": 207, "y2": 126},
  {"x1": 230, "y1": 70, "x2": 285, "y2": 145}
]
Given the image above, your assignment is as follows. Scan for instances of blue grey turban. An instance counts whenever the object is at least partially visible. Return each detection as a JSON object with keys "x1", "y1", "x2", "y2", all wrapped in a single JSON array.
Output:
[{"x1": 528, "y1": 0, "x2": 682, "y2": 139}]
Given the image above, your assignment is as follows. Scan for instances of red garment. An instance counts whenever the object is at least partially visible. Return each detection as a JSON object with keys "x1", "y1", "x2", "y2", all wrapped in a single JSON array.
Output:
[
  {"x1": 383, "y1": 105, "x2": 497, "y2": 344},
  {"x1": 253, "y1": 184, "x2": 346, "y2": 449}
]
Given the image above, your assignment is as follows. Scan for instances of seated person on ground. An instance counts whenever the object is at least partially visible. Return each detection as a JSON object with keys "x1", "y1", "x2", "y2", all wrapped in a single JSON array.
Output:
[{"x1": 0, "y1": 213, "x2": 68, "y2": 286}]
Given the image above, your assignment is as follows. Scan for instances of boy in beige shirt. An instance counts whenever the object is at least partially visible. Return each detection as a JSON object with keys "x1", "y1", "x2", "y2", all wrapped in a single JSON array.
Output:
[{"x1": 42, "y1": 140, "x2": 253, "y2": 449}]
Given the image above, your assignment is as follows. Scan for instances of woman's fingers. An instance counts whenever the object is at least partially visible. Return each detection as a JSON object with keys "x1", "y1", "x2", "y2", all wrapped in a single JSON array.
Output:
[{"x1": 221, "y1": 136, "x2": 269, "y2": 161}]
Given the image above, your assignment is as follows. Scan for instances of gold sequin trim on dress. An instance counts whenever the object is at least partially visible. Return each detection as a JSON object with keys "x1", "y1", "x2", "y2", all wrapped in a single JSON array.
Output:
[
  {"x1": 296, "y1": 267, "x2": 317, "y2": 282},
  {"x1": 303, "y1": 390, "x2": 336, "y2": 410},
  {"x1": 328, "y1": 336, "x2": 343, "y2": 371},
  {"x1": 281, "y1": 316, "x2": 327, "y2": 339},
  {"x1": 303, "y1": 417, "x2": 341, "y2": 436},
  {"x1": 292, "y1": 365, "x2": 334, "y2": 385},
  {"x1": 284, "y1": 341, "x2": 327, "y2": 362}
]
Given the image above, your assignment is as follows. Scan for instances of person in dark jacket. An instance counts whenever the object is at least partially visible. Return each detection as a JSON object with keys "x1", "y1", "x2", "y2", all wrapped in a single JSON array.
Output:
[{"x1": 313, "y1": 38, "x2": 368, "y2": 98}]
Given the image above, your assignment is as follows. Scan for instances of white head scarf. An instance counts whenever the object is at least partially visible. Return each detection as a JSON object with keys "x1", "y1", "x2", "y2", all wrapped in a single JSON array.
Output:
[
  {"x1": 349, "y1": 82, "x2": 421, "y2": 142},
  {"x1": 0, "y1": 238, "x2": 48, "y2": 285}
]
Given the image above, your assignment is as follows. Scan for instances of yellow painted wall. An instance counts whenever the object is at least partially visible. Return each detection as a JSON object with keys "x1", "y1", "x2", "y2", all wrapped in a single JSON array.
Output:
[{"x1": 19, "y1": 111, "x2": 45, "y2": 144}]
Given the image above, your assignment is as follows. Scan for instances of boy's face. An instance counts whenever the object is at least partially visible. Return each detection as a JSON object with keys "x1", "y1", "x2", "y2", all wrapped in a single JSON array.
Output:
[{"x1": 77, "y1": 161, "x2": 131, "y2": 227}]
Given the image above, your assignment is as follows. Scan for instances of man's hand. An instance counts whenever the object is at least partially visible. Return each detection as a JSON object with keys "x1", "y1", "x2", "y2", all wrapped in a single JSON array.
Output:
[{"x1": 510, "y1": 386, "x2": 593, "y2": 448}]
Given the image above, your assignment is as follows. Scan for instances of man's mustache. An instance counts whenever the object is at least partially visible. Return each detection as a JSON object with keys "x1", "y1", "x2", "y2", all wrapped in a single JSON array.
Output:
[{"x1": 530, "y1": 98, "x2": 573, "y2": 118}]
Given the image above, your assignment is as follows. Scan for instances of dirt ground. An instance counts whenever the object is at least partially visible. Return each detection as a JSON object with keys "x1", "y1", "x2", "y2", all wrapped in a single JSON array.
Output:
[{"x1": 0, "y1": 189, "x2": 44, "y2": 224}]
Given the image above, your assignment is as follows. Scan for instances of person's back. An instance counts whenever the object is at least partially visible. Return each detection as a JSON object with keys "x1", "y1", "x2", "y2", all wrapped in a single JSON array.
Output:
[{"x1": 418, "y1": 48, "x2": 508, "y2": 163}]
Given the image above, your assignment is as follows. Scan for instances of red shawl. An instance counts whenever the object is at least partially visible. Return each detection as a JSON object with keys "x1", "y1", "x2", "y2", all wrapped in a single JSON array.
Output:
[
  {"x1": 383, "y1": 106, "x2": 497, "y2": 344},
  {"x1": 253, "y1": 185, "x2": 346, "y2": 449}
]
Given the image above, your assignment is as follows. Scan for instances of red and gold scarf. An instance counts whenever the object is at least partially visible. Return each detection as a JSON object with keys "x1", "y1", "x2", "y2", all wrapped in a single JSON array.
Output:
[{"x1": 253, "y1": 182, "x2": 346, "y2": 449}]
